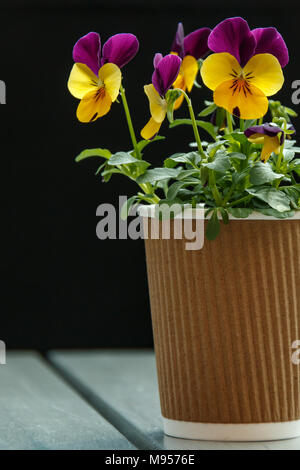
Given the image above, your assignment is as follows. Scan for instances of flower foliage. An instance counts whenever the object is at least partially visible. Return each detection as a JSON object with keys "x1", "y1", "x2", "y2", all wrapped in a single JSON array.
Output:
[{"x1": 68, "y1": 18, "x2": 300, "y2": 240}]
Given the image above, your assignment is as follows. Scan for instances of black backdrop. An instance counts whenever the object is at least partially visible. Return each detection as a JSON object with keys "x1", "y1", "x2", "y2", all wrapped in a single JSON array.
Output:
[{"x1": 3, "y1": 0, "x2": 300, "y2": 349}]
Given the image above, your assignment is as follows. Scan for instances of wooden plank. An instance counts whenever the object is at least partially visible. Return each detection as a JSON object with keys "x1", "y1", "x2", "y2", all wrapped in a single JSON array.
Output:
[
  {"x1": 0, "y1": 352, "x2": 135, "y2": 450},
  {"x1": 49, "y1": 350, "x2": 300, "y2": 450}
]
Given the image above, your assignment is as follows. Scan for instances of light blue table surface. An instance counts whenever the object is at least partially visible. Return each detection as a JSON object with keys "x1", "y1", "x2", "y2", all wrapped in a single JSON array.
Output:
[{"x1": 1, "y1": 350, "x2": 300, "y2": 450}]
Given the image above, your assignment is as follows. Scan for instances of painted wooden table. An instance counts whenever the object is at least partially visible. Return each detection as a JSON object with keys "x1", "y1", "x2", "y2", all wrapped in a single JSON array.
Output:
[{"x1": 0, "y1": 350, "x2": 299, "y2": 450}]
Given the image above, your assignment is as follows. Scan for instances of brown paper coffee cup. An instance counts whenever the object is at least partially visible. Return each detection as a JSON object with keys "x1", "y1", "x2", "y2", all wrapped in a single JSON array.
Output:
[{"x1": 143, "y1": 213, "x2": 300, "y2": 440}]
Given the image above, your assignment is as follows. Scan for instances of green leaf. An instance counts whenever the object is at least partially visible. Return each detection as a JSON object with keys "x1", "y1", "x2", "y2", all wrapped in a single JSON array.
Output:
[
  {"x1": 283, "y1": 149, "x2": 295, "y2": 162},
  {"x1": 101, "y1": 168, "x2": 123, "y2": 182},
  {"x1": 219, "y1": 207, "x2": 229, "y2": 224},
  {"x1": 224, "y1": 131, "x2": 247, "y2": 144},
  {"x1": 167, "y1": 177, "x2": 202, "y2": 200},
  {"x1": 176, "y1": 169, "x2": 201, "y2": 180},
  {"x1": 232, "y1": 167, "x2": 250, "y2": 185},
  {"x1": 108, "y1": 152, "x2": 139, "y2": 165},
  {"x1": 284, "y1": 140, "x2": 297, "y2": 149},
  {"x1": 164, "y1": 151, "x2": 201, "y2": 168},
  {"x1": 283, "y1": 106, "x2": 298, "y2": 117},
  {"x1": 229, "y1": 152, "x2": 247, "y2": 160},
  {"x1": 203, "y1": 154, "x2": 231, "y2": 173},
  {"x1": 228, "y1": 208, "x2": 253, "y2": 218},
  {"x1": 167, "y1": 181, "x2": 189, "y2": 200},
  {"x1": 285, "y1": 129, "x2": 296, "y2": 135},
  {"x1": 281, "y1": 185, "x2": 300, "y2": 205},
  {"x1": 249, "y1": 162, "x2": 284, "y2": 185},
  {"x1": 169, "y1": 119, "x2": 216, "y2": 140},
  {"x1": 120, "y1": 196, "x2": 139, "y2": 220},
  {"x1": 291, "y1": 158, "x2": 300, "y2": 168},
  {"x1": 256, "y1": 208, "x2": 295, "y2": 219},
  {"x1": 206, "y1": 210, "x2": 220, "y2": 240},
  {"x1": 136, "y1": 168, "x2": 181, "y2": 184},
  {"x1": 75, "y1": 148, "x2": 111, "y2": 162},
  {"x1": 246, "y1": 187, "x2": 291, "y2": 212},
  {"x1": 136, "y1": 135, "x2": 165, "y2": 154},
  {"x1": 95, "y1": 161, "x2": 107, "y2": 175},
  {"x1": 207, "y1": 140, "x2": 227, "y2": 154},
  {"x1": 198, "y1": 102, "x2": 217, "y2": 117}
]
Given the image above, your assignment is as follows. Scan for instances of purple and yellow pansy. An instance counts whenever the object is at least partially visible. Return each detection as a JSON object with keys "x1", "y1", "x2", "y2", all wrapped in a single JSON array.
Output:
[
  {"x1": 245, "y1": 123, "x2": 295, "y2": 162},
  {"x1": 171, "y1": 23, "x2": 211, "y2": 109},
  {"x1": 200, "y1": 17, "x2": 288, "y2": 119},
  {"x1": 141, "y1": 53, "x2": 181, "y2": 140},
  {"x1": 68, "y1": 32, "x2": 139, "y2": 122}
]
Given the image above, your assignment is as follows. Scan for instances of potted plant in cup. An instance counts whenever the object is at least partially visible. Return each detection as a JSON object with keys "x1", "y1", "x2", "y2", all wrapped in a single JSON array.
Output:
[{"x1": 67, "y1": 17, "x2": 300, "y2": 441}]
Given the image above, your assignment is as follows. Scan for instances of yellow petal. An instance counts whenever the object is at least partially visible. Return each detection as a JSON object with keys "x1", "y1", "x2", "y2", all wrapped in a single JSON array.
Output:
[
  {"x1": 172, "y1": 73, "x2": 186, "y2": 110},
  {"x1": 141, "y1": 117, "x2": 162, "y2": 140},
  {"x1": 76, "y1": 88, "x2": 112, "y2": 122},
  {"x1": 214, "y1": 79, "x2": 268, "y2": 119},
  {"x1": 247, "y1": 133, "x2": 265, "y2": 144},
  {"x1": 180, "y1": 55, "x2": 199, "y2": 92},
  {"x1": 243, "y1": 53, "x2": 284, "y2": 97},
  {"x1": 173, "y1": 90, "x2": 185, "y2": 110},
  {"x1": 144, "y1": 84, "x2": 167, "y2": 123},
  {"x1": 200, "y1": 53, "x2": 242, "y2": 91},
  {"x1": 68, "y1": 63, "x2": 99, "y2": 99},
  {"x1": 172, "y1": 72, "x2": 185, "y2": 91},
  {"x1": 261, "y1": 135, "x2": 281, "y2": 162},
  {"x1": 99, "y1": 63, "x2": 122, "y2": 102}
]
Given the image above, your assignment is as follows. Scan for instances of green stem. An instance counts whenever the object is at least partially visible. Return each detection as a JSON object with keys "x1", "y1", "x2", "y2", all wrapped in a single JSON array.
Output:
[
  {"x1": 209, "y1": 170, "x2": 222, "y2": 206},
  {"x1": 138, "y1": 183, "x2": 160, "y2": 203},
  {"x1": 223, "y1": 184, "x2": 235, "y2": 205},
  {"x1": 258, "y1": 117, "x2": 263, "y2": 125},
  {"x1": 118, "y1": 84, "x2": 160, "y2": 204},
  {"x1": 137, "y1": 192, "x2": 160, "y2": 204},
  {"x1": 240, "y1": 118, "x2": 244, "y2": 132},
  {"x1": 173, "y1": 88, "x2": 205, "y2": 159},
  {"x1": 276, "y1": 122, "x2": 287, "y2": 173},
  {"x1": 120, "y1": 83, "x2": 141, "y2": 159},
  {"x1": 275, "y1": 121, "x2": 287, "y2": 189},
  {"x1": 122, "y1": 166, "x2": 160, "y2": 203},
  {"x1": 227, "y1": 194, "x2": 252, "y2": 208},
  {"x1": 291, "y1": 173, "x2": 297, "y2": 185},
  {"x1": 226, "y1": 110, "x2": 233, "y2": 133}
]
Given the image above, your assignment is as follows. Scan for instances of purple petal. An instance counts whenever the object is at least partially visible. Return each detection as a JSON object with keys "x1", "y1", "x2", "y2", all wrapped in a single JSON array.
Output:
[
  {"x1": 101, "y1": 33, "x2": 139, "y2": 68},
  {"x1": 184, "y1": 28, "x2": 211, "y2": 59},
  {"x1": 153, "y1": 53, "x2": 163, "y2": 68},
  {"x1": 245, "y1": 123, "x2": 289, "y2": 145},
  {"x1": 252, "y1": 27, "x2": 289, "y2": 68},
  {"x1": 152, "y1": 54, "x2": 181, "y2": 96},
  {"x1": 171, "y1": 23, "x2": 185, "y2": 58},
  {"x1": 208, "y1": 17, "x2": 256, "y2": 66},
  {"x1": 73, "y1": 32, "x2": 101, "y2": 76}
]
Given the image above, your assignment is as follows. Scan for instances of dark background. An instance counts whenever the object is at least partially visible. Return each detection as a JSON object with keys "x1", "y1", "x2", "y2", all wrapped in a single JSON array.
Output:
[{"x1": 3, "y1": 0, "x2": 299, "y2": 349}]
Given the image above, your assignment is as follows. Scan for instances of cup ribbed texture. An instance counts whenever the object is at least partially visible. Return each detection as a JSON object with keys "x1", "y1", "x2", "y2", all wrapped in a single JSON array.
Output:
[{"x1": 144, "y1": 219, "x2": 300, "y2": 423}]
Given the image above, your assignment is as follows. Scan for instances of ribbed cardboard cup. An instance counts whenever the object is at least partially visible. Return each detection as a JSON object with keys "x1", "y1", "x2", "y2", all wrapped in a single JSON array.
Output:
[{"x1": 141, "y1": 207, "x2": 300, "y2": 441}]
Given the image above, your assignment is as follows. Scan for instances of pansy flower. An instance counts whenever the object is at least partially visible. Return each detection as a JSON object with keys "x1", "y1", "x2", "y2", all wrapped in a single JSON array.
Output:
[
  {"x1": 200, "y1": 17, "x2": 288, "y2": 119},
  {"x1": 171, "y1": 23, "x2": 211, "y2": 109},
  {"x1": 245, "y1": 123, "x2": 295, "y2": 162},
  {"x1": 141, "y1": 53, "x2": 181, "y2": 140},
  {"x1": 68, "y1": 32, "x2": 139, "y2": 122}
]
